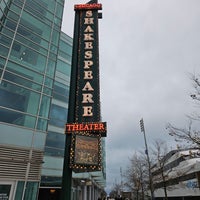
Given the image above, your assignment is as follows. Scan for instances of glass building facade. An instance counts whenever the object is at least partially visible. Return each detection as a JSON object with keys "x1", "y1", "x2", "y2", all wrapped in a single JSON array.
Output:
[
  {"x1": 0, "y1": 0, "x2": 64, "y2": 199},
  {"x1": 0, "y1": 0, "x2": 106, "y2": 199}
]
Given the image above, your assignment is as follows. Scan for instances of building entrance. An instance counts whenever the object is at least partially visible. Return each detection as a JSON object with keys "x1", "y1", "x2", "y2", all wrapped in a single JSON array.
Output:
[
  {"x1": 0, "y1": 181, "x2": 16, "y2": 200},
  {"x1": 38, "y1": 188, "x2": 61, "y2": 200}
]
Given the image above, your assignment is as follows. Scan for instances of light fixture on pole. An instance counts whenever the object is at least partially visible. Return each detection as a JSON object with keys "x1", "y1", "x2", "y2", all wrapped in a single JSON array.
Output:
[{"x1": 139, "y1": 118, "x2": 154, "y2": 200}]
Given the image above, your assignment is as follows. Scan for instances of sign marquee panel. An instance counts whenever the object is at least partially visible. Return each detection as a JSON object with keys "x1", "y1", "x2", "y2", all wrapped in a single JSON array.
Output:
[
  {"x1": 70, "y1": 133, "x2": 102, "y2": 172},
  {"x1": 66, "y1": 0, "x2": 106, "y2": 173},
  {"x1": 75, "y1": 135, "x2": 99, "y2": 165},
  {"x1": 74, "y1": 2, "x2": 101, "y2": 122}
]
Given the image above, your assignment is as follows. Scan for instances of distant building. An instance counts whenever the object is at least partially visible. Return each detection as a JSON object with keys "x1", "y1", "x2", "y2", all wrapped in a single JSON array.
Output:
[{"x1": 152, "y1": 148, "x2": 200, "y2": 200}]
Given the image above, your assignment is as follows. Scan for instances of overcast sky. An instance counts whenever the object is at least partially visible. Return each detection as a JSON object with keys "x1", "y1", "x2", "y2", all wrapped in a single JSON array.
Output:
[{"x1": 62, "y1": 0, "x2": 200, "y2": 193}]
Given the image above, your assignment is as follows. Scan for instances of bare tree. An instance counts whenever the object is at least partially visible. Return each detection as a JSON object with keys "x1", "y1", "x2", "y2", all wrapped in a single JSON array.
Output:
[
  {"x1": 166, "y1": 73, "x2": 200, "y2": 147},
  {"x1": 109, "y1": 182, "x2": 122, "y2": 199},
  {"x1": 190, "y1": 73, "x2": 200, "y2": 107},
  {"x1": 166, "y1": 120, "x2": 200, "y2": 147},
  {"x1": 124, "y1": 152, "x2": 149, "y2": 200}
]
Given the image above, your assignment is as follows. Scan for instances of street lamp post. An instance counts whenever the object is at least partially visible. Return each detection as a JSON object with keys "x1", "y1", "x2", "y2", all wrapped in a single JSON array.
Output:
[{"x1": 139, "y1": 118, "x2": 154, "y2": 200}]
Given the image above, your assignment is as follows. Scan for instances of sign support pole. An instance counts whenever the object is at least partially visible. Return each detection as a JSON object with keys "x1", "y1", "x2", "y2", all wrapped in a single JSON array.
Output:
[{"x1": 60, "y1": 6, "x2": 80, "y2": 200}]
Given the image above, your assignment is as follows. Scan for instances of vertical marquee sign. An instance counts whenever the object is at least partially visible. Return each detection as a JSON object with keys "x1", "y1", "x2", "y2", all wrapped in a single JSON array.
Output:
[
  {"x1": 65, "y1": 0, "x2": 106, "y2": 174},
  {"x1": 61, "y1": 1, "x2": 106, "y2": 198}
]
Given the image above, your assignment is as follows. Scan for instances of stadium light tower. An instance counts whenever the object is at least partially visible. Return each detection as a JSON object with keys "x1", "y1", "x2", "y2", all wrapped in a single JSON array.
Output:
[{"x1": 139, "y1": 118, "x2": 154, "y2": 200}]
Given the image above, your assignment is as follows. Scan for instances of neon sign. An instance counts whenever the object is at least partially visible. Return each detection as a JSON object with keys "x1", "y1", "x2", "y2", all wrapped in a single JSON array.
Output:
[
  {"x1": 65, "y1": 122, "x2": 107, "y2": 135},
  {"x1": 74, "y1": 3, "x2": 102, "y2": 10}
]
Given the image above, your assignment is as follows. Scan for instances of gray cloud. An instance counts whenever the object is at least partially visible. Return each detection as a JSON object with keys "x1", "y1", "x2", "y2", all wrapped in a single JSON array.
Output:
[{"x1": 62, "y1": 0, "x2": 200, "y2": 193}]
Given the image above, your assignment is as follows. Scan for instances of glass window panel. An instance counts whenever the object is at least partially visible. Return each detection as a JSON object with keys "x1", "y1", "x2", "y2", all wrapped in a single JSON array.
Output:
[
  {"x1": 53, "y1": 92, "x2": 68, "y2": 103},
  {"x1": 49, "y1": 118, "x2": 66, "y2": 128},
  {"x1": 25, "y1": 1, "x2": 47, "y2": 19},
  {"x1": 58, "y1": 0, "x2": 64, "y2": 4},
  {"x1": 33, "y1": 130, "x2": 46, "y2": 149},
  {"x1": 59, "y1": 40, "x2": 72, "y2": 55},
  {"x1": 53, "y1": 23, "x2": 60, "y2": 32},
  {"x1": 0, "y1": 80, "x2": 40, "y2": 115},
  {"x1": 46, "y1": 60, "x2": 56, "y2": 77},
  {"x1": 56, "y1": 4, "x2": 63, "y2": 19},
  {"x1": 51, "y1": 29, "x2": 59, "y2": 45},
  {"x1": 1, "y1": 26, "x2": 15, "y2": 38},
  {"x1": 18, "y1": 23, "x2": 49, "y2": 49},
  {"x1": 43, "y1": 87, "x2": 52, "y2": 96},
  {"x1": 41, "y1": 0, "x2": 56, "y2": 13},
  {"x1": 0, "y1": 123, "x2": 35, "y2": 146},
  {"x1": 53, "y1": 81, "x2": 69, "y2": 102},
  {"x1": 0, "y1": 10, "x2": 3, "y2": 19},
  {"x1": 56, "y1": 60, "x2": 71, "y2": 76},
  {"x1": 4, "y1": 18, "x2": 17, "y2": 31},
  {"x1": 45, "y1": 11, "x2": 54, "y2": 22},
  {"x1": 7, "y1": 9, "x2": 20, "y2": 22},
  {"x1": 24, "y1": 182, "x2": 39, "y2": 200},
  {"x1": 41, "y1": 169, "x2": 62, "y2": 177},
  {"x1": 0, "y1": 57, "x2": 6, "y2": 69},
  {"x1": 0, "y1": 1, "x2": 6, "y2": 11},
  {"x1": 50, "y1": 44, "x2": 58, "y2": 54},
  {"x1": 58, "y1": 51, "x2": 72, "y2": 62},
  {"x1": 21, "y1": 11, "x2": 51, "y2": 41},
  {"x1": 14, "y1": 181, "x2": 24, "y2": 200},
  {"x1": 44, "y1": 76, "x2": 53, "y2": 88},
  {"x1": 0, "y1": 126, "x2": 46, "y2": 148},
  {"x1": 39, "y1": 95, "x2": 51, "y2": 118},
  {"x1": 0, "y1": 84, "x2": 27, "y2": 112},
  {"x1": 41, "y1": 176, "x2": 62, "y2": 187},
  {"x1": 58, "y1": 50, "x2": 64, "y2": 57},
  {"x1": 12, "y1": 0, "x2": 23, "y2": 7},
  {"x1": 7, "y1": 60, "x2": 44, "y2": 84},
  {"x1": 0, "y1": 33, "x2": 12, "y2": 47},
  {"x1": 1, "y1": 1, "x2": 11, "y2": 19},
  {"x1": 49, "y1": 52, "x2": 56, "y2": 61},
  {"x1": 44, "y1": 146, "x2": 64, "y2": 157},
  {"x1": 17, "y1": 23, "x2": 41, "y2": 39},
  {"x1": 15, "y1": 34, "x2": 48, "y2": 56},
  {"x1": 53, "y1": 93, "x2": 69, "y2": 103},
  {"x1": 49, "y1": 104, "x2": 68, "y2": 122},
  {"x1": 54, "y1": 16, "x2": 62, "y2": 27},
  {"x1": 49, "y1": 104, "x2": 67, "y2": 128},
  {"x1": 10, "y1": 42, "x2": 46, "y2": 73},
  {"x1": 28, "y1": 0, "x2": 47, "y2": 8},
  {"x1": 0, "y1": 45, "x2": 9, "y2": 57},
  {"x1": 36, "y1": 117, "x2": 48, "y2": 131},
  {"x1": 44, "y1": 132, "x2": 65, "y2": 156},
  {"x1": 43, "y1": 156, "x2": 63, "y2": 170},
  {"x1": 24, "y1": 9, "x2": 51, "y2": 28},
  {"x1": 26, "y1": 0, "x2": 54, "y2": 22},
  {"x1": 3, "y1": 70, "x2": 42, "y2": 92},
  {"x1": 45, "y1": 131, "x2": 65, "y2": 149},
  {"x1": 0, "y1": 107, "x2": 36, "y2": 129},
  {"x1": 22, "y1": 115, "x2": 37, "y2": 129}
]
